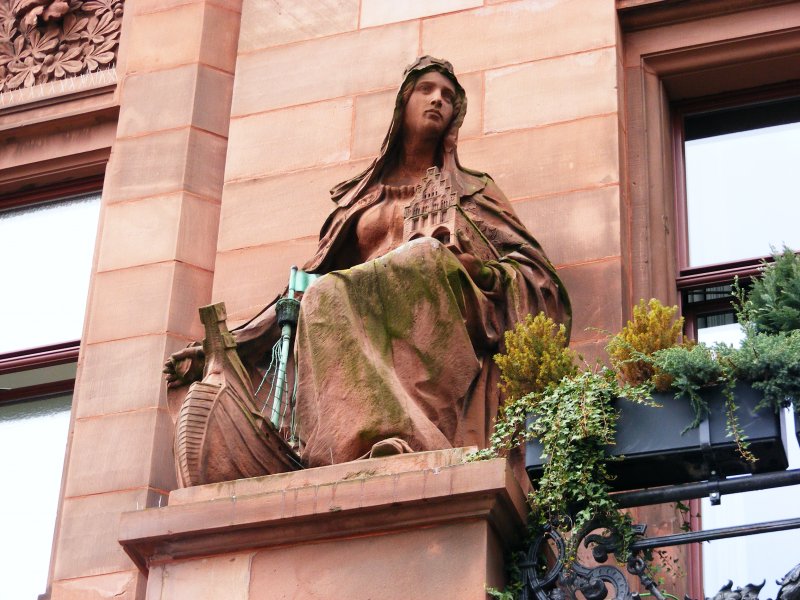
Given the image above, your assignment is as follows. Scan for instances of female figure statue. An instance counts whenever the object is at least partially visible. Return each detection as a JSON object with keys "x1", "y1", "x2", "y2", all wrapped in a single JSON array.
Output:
[{"x1": 165, "y1": 56, "x2": 570, "y2": 482}]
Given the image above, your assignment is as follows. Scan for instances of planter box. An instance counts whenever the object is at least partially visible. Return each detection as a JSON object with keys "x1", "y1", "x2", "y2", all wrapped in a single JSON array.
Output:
[{"x1": 525, "y1": 383, "x2": 789, "y2": 491}]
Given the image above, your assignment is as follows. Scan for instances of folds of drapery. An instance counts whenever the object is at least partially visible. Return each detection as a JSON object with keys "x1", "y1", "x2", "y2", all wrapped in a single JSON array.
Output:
[{"x1": 294, "y1": 237, "x2": 549, "y2": 467}]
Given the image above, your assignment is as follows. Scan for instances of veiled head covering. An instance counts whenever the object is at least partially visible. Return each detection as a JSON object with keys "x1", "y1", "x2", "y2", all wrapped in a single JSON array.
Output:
[{"x1": 330, "y1": 56, "x2": 485, "y2": 206}]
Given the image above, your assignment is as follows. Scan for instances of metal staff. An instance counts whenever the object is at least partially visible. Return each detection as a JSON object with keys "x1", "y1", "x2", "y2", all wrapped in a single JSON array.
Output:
[{"x1": 271, "y1": 266, "x2": 317, "y2": 429}]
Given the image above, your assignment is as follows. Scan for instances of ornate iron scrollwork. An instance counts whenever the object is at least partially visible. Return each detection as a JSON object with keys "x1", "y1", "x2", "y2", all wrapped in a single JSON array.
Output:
[
  {"x1": 520, "y1": 518, "x2": 644, "y2": 600},
  {"x1": 519, "y1": 516, "x2": 800, "y2": 600},
  {"x1": 519, "y1": 523, "x2": 566, "y2": 600}
]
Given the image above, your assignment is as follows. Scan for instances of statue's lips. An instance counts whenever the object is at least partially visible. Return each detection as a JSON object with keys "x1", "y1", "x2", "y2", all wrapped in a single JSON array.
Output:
[{"x1": 424, "y1": 109, "x2": 443, "y2": 120}]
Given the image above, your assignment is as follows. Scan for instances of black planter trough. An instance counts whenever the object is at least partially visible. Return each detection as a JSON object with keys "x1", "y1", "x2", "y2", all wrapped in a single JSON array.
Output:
[{"x1": 525, "y1": 383, "x2": 790, "y2": 491}]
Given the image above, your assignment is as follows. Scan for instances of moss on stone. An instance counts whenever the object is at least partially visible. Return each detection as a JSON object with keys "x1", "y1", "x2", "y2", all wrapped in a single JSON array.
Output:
[{"x1": 296, "y1": 241, "x2": 492, "y2": 442}]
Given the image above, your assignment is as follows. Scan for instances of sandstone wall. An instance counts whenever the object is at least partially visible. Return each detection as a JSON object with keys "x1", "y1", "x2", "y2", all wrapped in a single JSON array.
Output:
[
  {"x1": 214, "y1": 0, "x2": 625, "y2": 362},
  {"x1": 46, "y1": 1, "x2": 625, "y2": 597},
  {"x1": 48, "y1": 1, "x2": 241, "y2": 597}
]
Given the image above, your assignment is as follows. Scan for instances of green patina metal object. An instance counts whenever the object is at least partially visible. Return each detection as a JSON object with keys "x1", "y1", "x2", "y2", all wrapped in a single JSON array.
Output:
[{"x1": 260, "y1": 266, "x2": 318, "y2": 431}]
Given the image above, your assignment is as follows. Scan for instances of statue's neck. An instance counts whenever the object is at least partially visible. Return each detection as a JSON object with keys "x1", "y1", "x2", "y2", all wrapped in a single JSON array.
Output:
[{"x1": 383, "y1": 135, "x2": 440, "y2": 186}]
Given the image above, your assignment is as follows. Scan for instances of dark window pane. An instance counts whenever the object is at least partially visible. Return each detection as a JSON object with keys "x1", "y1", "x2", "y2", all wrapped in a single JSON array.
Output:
[
  {"x1": 697, "y1": 311, "x2": 736, "y2": 330},
  {"x1": 685, "y1": 97, "x2": 800, "y2": 140},
  {"x1": 685, "y1": 284, "x2": 735, "y2": 305}
]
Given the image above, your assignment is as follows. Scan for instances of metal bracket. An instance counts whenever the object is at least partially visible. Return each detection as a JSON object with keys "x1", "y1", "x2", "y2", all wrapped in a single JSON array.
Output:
[{"x1": 708, "y1": 471, "x2": 722, "y2": 506}]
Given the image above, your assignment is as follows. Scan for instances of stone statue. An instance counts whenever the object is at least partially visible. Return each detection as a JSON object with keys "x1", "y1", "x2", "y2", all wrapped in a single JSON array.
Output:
[{"x1": 164, "y1": 56, "x2": 571, "y2": 485}]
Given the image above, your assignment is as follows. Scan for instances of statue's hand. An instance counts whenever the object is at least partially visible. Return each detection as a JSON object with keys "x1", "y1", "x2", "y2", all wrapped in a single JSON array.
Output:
[
  {"x1": 163, "y1": 345, "x2": 205, "y2": 388},
  {"x1": 455, "y1": 230, "x2": 497, "y2": 291}
]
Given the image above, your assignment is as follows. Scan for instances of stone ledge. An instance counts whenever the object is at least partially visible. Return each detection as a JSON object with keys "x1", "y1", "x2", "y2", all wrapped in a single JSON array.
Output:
[
  {"x1": 118, "y1": 448, "x2": 528, "y2": 574},
  {"x1": 169, "y1": 445, "x2": 476, "y2": 505}
]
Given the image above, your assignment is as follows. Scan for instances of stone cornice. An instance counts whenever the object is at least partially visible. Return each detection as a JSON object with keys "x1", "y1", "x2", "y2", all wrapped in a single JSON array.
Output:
[{"x1": 617, "y1": 0, "x2": 797, "y2": 32}]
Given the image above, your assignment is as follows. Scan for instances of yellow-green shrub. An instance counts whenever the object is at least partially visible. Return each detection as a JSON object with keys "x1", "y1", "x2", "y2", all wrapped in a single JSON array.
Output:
[
  {"x1": 495, "y1": 312, "x2": 577, "y2": 402},
  {"x1": 606, "y1": 298, "x2": 684, "y2": 390}
]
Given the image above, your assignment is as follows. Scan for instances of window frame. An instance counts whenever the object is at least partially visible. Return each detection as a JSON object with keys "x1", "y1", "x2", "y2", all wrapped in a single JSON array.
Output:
[
  {"x1": 620, "y1": 4, "x2": 800, "y2": 596},
  {"x1": 0, "y1": 174, "x2": 104, "y2": 369},
  {"x1": 0, "y1": 174, "x2": 104, "y2": 211},
  {"x1": 671, "y1": 83, "x2": 800, "y2": 339},
  {"x1": 0, "y1": 341, "x2": 78, "y2": 406},
  {"x1": 620, "y1": 5, "x2": 800, "y2": 310},
  {"x1": 0, "y1": 176, "x2": 103, "y2": 600}
]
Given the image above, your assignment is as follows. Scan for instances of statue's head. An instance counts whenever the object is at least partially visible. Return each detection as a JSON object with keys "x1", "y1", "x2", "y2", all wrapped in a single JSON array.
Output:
[
  {"x1": 395, "y1": 56, "x2": 467, "y2": 152},
  {"x1": 329, "y1": 56, "x2": 471, "y2": 204},
  {"x1": 400, "y1": 70, "x2": 458, "y2": 142}
]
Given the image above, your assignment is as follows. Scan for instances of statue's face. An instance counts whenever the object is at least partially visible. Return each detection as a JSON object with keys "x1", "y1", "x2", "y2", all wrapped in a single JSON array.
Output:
[{"x1": 402, "y1": 71, "x2": 456, "y2": 141}]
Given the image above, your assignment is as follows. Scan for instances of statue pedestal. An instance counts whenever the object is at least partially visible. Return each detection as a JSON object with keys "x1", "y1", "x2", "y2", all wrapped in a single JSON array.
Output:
[{"x1": 119, "y1": 448, "x2": 528, "y2": 600}]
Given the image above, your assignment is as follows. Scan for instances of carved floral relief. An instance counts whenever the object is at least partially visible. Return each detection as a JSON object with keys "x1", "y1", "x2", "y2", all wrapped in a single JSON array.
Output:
[{"x1": 0, "y1": 0, "x2": 123, "y2": 92}]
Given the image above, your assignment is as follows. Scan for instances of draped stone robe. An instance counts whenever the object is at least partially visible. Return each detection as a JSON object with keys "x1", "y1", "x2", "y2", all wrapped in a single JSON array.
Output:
[{"x1": 233, "y1": 175, "x2": 570, "y2": 468}]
